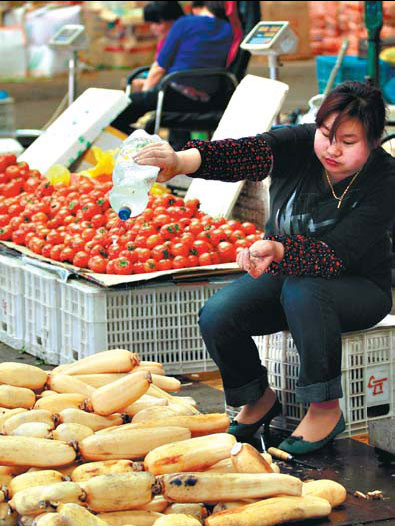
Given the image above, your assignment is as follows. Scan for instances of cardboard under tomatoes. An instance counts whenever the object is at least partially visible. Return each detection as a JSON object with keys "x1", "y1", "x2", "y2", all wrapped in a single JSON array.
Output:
[{"x1": 0, "y1": 240, "x2": 241, "y2": 287}]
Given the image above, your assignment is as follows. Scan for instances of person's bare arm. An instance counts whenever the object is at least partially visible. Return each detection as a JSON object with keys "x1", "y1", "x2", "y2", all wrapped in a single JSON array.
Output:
[{"x1": 142, "y1": 61, "x2": 166, "y2": 91}]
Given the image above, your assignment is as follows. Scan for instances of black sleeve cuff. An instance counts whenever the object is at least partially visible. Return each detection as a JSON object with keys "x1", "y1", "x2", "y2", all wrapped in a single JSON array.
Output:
[{"x1": 264, "y1": 234, "x2": 345, "y2": 278}]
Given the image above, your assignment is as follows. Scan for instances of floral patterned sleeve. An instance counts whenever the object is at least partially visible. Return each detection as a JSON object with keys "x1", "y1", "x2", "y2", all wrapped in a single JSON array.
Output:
[
  {"x1": 265, "y1": 234, "x2": 345, "y2": 278},
  {"x1": 182, "y1": 136, "x2": 273, "y2": 182}
]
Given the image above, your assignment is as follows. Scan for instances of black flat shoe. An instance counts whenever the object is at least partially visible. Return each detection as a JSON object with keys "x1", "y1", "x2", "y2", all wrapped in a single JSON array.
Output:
[{"x1": 228, "y1": 398, "x2": 281, "y2": 441}]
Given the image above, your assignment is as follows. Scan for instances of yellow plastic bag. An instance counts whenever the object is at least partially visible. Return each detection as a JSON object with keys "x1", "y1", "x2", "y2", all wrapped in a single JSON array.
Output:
[
  {"x1": 46, "y1": 164, "x2": 71, "y2": 185},
  {"x1": 78, "y1": 146, "x2": 119, "y2": 181}
]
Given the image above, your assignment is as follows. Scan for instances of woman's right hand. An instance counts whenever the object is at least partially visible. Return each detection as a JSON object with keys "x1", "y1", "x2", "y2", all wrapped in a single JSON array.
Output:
[{"x1": 134, "y1": 141, "x2": 180, "y2": 183}]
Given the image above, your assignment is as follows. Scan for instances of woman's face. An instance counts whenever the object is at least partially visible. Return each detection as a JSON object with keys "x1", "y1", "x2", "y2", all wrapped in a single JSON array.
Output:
[{"x1": 314, "y1": 113, "x2": 372, "y2": 181}]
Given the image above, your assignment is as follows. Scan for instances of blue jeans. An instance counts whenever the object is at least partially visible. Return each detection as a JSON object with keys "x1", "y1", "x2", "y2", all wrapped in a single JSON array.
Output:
[{"x1": 199, "y1": 273, "x2": 392, "y2": 406}]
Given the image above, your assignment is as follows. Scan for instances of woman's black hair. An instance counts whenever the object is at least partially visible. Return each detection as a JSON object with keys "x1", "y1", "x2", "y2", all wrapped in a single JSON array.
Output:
[
  {"x1": 143, "y1": 1, "x2": 184, "y2": 23},
  {"x1": 316, "y1": 80, "x2": 386, "y2": 149},
  {"x1": 191, "y1": 1, "x2": 228, "y2": 21}
]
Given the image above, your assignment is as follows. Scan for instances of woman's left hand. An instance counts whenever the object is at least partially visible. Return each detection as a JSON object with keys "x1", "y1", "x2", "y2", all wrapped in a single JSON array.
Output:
[{"x1": 236, "y1": 240, "x2": 284, "y2": 279}]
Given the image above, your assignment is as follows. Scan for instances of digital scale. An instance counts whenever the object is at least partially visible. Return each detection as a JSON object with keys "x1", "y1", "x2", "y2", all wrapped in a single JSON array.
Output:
[
  {"x1": 241, "y1": 21, "x2": 298, "y2": 81},
  {"x1": 49, "y1": 24, "x2": 89, "y2": 106}
]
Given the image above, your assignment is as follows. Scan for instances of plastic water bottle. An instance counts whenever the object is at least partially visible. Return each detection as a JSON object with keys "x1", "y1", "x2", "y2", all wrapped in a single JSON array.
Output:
[{"x1": 109, "y1": 130, "x2": 161, "y2": 220}]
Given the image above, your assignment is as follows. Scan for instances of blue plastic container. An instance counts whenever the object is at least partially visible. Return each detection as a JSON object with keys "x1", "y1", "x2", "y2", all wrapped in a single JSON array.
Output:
[{"x1": 316, "y1": 56, "x2": 395, "y2": 103}]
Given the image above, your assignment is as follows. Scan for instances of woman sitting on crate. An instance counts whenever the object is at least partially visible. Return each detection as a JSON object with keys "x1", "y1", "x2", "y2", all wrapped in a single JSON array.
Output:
[{"x1": 133, "y1": 80, "x2": 395, "y2": 455}]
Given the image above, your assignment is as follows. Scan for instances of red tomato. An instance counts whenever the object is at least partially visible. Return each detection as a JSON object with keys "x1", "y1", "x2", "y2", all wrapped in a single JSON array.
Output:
[
  {"x1": 146, "y1": 233, "x2": 163, "y2": 250},
  {"x1": 90, "y1": 214, "x2": 105, "y2": 228},
  {"x1": 188, "y1": 222, "x2": 204, "y2": 236},
  {"x1": 113, "y1": 256, "x2": 133, "y2": 275},
  {"x1": 187, "y1": 254, "x2": 199, "y2": 267},
  {"x1": 134, "y1": 234, "x2": 148, "y2": 248},
  {"x1": 11, "y1": 229, "x2": 26, "y2": 245},
  {"x1": 0, "y1": 154, "x2": 16, "y2": 172},
  {"x1": 8, "y1": 203, "x2": 24, "y2": 217},
  {"x1": 46, "y1": 230, "x2": 63, "y2": 245},
  {"x1": 107, "y1": 243, "x2": 123, "y2": 259},
  {"x1": 185, "y1": 198, "x2": 200, "y2": 211},
  {"x1": 23, "y1": 177, "x2": 40, "y2": 194},
  {"x1": 81, "y1": 228, "x2": 96, "y2": 241},
  {"x1": 210, "y1": 251, "x2": 221, "y2": 264},
  {"x1": 135, "y1": 247, "x2": 151, "y2": 262},
  {"x1": 143, "y1": 258, "x2": 158, "y2": 273},
  {"x1": 0, "y1": 214, "x2": 10, "y2": 227},
  {"x1": 106, "y1": 259, "x2": 116, "y2": 274},
  {"x1": 80, "y1": 202, "x2": 102, "y2": 220},
  {"x1": 17, "y1": 160, "x2": 29, "y2": 171},
  {"x1": 28, "y1": 169, "x2": 41, "y2": 178},
  {"x1": 227, "y1": 219, "x2": 242, "y2": 231},
  {"x1": 31, "y1": 212, "x2": 48, "y2": 224},
  {"x1": 159, "y1": 223, "x2": 182, "y2": 241},
  {"x1": 151, "y1": 244, "x2": 170, "y2": 261},
  {"x1": 217, "y1": 241, "x2": 236, "y2": 263},
  {"x1": 9, "y1": 216, "x2": 24, "y2": 230},
  {"x1": 191, "y1": 239, "x2": 213, "y2": 256},
  {"x1": 241, "y1": 222, "x2": 257, "y2": 235},
  {"x1": 88, "y1": 255, "x2": 107, "y2": 273},
  {"x1": 179, "y1": 232, "x2": 194, "y2": 247},
  {"x1": 172, "y1": 255, "x2": 188, "y2": 269},
  {"x1": 3, "y1": 181, "x2": 22, "y2": 198},
  {"x1": 170, "y1": 241, "x2": 189, "y2": 258},
  {"x1": 198, "y1": 252, "x2": 213, "y2": 266},
  {"x1": 59, "y1": 247, "x2": 75, "y2": 262},
  {"x1": 119, "y1": 249, "x2": 138, "y2": 263},
  {"x1": 49, "y1": 244, "x2": 65, "y2": 261},
  {"x1": 4, "y1": 165, "x2": 21, "y2": 180},
  {"x1": 133, "y1": 261, "x2": 145, "y2": 274},
  {"x1": 90, "y1": 244, "x2": 107, "y2": 257},
  {"x1": 152, "y1": 213, "x2": 171, "y2": 229},
  {"x1": 41, "y1": 243, "x2": 53, "y2": 259},
  {"x1": 230, "y1": 229, "x2": 246, "y2": 243},
  {"x1": 73, "y1": 251, "x2": 90, "y2": 268},
  {"x1": 0, "y1": 225, "x2": 12, "y2": 241},
  {"x1": 158, "y1": 259, "x2": 172, "y2": 271}
]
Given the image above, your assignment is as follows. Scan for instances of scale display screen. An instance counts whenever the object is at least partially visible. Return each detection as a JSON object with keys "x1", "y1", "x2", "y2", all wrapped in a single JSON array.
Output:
[
  {"x1": 50, "y1": 25, "x2": 86, "y2": 47},
  {"x1": 54, "y1": 28, "x2": 80, "y2": 43},
  {"x1": 245, "y1": 23, "x2": 285, "y2": 46}
]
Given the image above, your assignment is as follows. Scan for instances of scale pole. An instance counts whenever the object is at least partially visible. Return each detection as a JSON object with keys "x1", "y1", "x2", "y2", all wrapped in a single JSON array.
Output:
[
  {"x1": 268, "y1": 54, "x2": 280, "y2": 124},
  {"x1": 68, "y1": 50, "x2": 78, "y2": 106}
]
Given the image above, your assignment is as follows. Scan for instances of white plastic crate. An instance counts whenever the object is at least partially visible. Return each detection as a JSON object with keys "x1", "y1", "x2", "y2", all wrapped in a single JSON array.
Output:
[
  {"x1": 59, "y1": 278, "x2": 230, "y2": 374},
  {"x1": 0, "y1": 254, "x2": 25, "y2": 349},
  {"x1": 23, "y1": 264, "x2": 61, "y2": 365},
  {"x1": 256, "y1": 321, "x2": 395, "y2": 438}
]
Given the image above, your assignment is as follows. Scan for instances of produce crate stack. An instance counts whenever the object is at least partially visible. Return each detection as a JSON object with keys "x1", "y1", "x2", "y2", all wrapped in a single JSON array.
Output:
[
  {"x1": 257, "y1": 321, "x2": 395, "y2": 438},
  {"x1": 0, "y1": 254, "x2": 25, "y2": 350},
  {"x1": 23, "y1": 263, "x2": 61, "y2": 366},
  {"x1": 58, "y1": 277, "x2": 228, "y2": 374}
]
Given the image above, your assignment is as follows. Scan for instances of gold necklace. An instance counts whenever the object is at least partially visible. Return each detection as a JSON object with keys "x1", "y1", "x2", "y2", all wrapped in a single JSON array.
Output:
[{"x1": 324, "y1": 168, "x2": 362, "y2": 209}]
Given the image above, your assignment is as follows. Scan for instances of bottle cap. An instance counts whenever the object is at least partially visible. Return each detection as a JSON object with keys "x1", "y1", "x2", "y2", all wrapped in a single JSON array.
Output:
[{"x1": 118, "y1": 207, "x2": 132, "y2": 220}]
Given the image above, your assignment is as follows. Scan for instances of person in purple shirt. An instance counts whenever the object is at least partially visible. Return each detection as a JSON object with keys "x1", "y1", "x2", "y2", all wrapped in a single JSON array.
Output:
[{"x1": 112, "y1": 1, "x2": 233, "y2": 149}]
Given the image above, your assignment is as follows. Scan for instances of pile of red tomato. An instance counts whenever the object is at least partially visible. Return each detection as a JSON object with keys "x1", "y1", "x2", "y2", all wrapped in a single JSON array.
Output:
[{"x1": 0, "y1": 153, "x2": 263, "y2": 275}]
